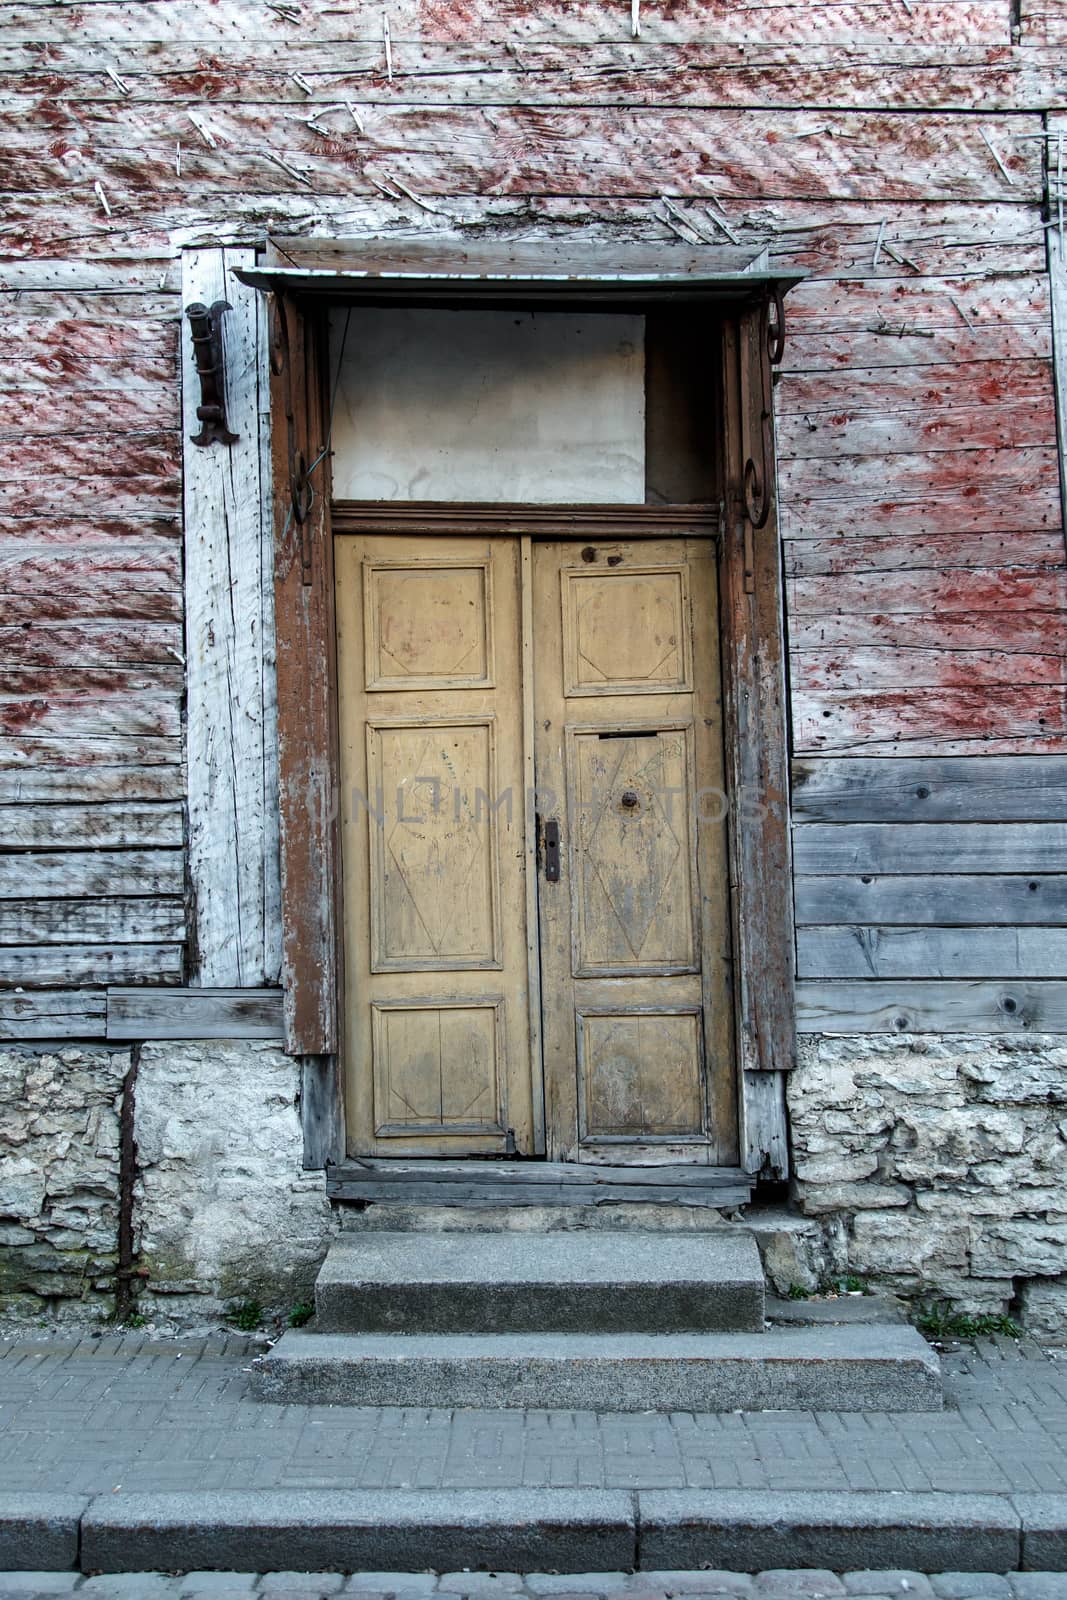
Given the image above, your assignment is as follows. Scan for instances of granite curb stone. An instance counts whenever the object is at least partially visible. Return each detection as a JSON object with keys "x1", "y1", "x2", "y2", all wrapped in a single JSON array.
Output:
[
  {"x1": 2, "y1": 1487, "x2": 1066, "y2": 1577},
  {"x1": 0, "y1": 1500, "x2": 88, "y2": 1573},
  {"x1": 78, "y1": 1491, "x2": 636, "y2": 1575},
  {"x1": 1013, "y1": 1499, "x2": 1067, "y2": 1572},
  {"x1": 635, "y1": 1493, "x2": 1022, "y2": 1575}
]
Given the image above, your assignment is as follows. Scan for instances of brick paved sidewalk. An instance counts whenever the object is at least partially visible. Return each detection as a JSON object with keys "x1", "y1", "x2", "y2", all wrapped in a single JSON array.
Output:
[
  {"x1": 0, "y1": 1335, "x2": 1064, "y2": 1497},
  {"x1": 0, "y1": 1564, "x2": 1066, "y2": 1598}
]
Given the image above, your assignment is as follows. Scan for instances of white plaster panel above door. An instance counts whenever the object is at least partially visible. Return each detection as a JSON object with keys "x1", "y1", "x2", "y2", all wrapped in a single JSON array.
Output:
[{"x1": 328, "y1": 308, "x2": 645, "y2": 503}]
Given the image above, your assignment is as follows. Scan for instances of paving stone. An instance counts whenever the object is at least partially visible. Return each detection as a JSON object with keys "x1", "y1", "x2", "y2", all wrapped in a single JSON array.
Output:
[
  {"x1": 1008, "y1": 1579, "x2": 1067, "y2": 1598},
  {"x1": 637, "y1": 1578, "x2": 752, "y2": 1595},
  {"x1": 930, "y1": 1581, "x2": 1014, "y2": 1599},
  {"x1": 524, "y1": 1579, "x2": 633, "y2": 1594},
  {"x1": 258, "y1": 1579, "x2": 347, "y2": 1596},
  {"x1": 842, "y1": 1576, "x2": 935, "y2": 1596},
  {"x1": 754, "y1": 1574, "x2": 847, "y2": 1596},
  {"x1": 175, "y1": 1578, "x2": 259, "y2": 1595},
  {"x1": 79, "y1": 1577, "x2": 176, "y2": 1596},
  {"x1": 0, "y1": 1579, "x2": 84, "y2": 1594},
  {"x1": 437, "y1": 1576, "x2": 524, "y2": 1593},
  {"x1": 340, "y1": 1577, "x2": 437, "y2": 1593}
]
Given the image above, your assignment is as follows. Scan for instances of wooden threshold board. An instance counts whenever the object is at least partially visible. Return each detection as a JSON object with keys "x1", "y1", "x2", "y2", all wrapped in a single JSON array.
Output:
[{"x1": 327, "y1": 1160, "x2": 754, "y2": 1209}]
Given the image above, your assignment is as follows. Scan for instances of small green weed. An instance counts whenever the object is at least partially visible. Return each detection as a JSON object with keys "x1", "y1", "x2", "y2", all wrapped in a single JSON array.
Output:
[
  {"x1": 915, "y1": 1301, "x2": 1021, "y2": 1342},
  {"x1": 126, "y1": 1311, "x2": 147, "y2": 1329},
  {"x1": 226, "y1": 1298, "x2": 263, "y2": 1332},
  {"x1": 289, "y1": 1301, "x2": 314, "y2": 1328},
  {"x1": 787, "y1": 1283, "x2": 811, "y2": 1301},
  {"x1": 821, "y1": 1273, "x2": 872, "y2": 1296}
]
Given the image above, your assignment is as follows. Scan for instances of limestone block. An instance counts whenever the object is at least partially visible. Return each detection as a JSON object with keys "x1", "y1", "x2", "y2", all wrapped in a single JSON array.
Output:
[
  {"x1": 970, "y1": 1219, "x2": 1067, "y2": 1278},
  {"x1": 135, "y1": 1041, "x2": 334, "y2": 1310},
  {"x1": 794, "y1": 1181, "x2": 911, "y2": 1217},
  {"x1": 792, "y1": 1153, "x2": 880, "y2": 1184},
  {"x1": 1018, "y1": 1275, "x2": 1067, "y2": 1345},
  {"x1": 850, "y1": 1212, "x2": 969, "y2": 1279},
  {"x1": 0, "y1": 1156, "x2": 46, "y2": 1219}
]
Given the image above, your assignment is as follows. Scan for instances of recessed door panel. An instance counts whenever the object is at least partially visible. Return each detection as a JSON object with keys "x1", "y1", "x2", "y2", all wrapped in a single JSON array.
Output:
[
  {"x1": 368, "y1": 718, "x2": 500, "y2": 970},
  {"x1": 577, "y1": 1008, "x2": 706, "y2": 1143},
  {"x1": 569, "y1": 724, "x2": 698, "y2": 976}
]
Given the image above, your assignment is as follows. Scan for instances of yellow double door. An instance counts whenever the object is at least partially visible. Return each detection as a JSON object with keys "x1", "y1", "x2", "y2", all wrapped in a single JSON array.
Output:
[{"x1": 336, "y1": 532, "x2": 736, "y2": 1165}]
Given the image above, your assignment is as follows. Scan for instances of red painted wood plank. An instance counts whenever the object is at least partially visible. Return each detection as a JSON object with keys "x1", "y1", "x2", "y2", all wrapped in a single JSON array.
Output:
[
  {"x1": 0, "y1": 543, "x2": 182, "y2": 596},
  {"x1": 0, "y1": 674, "x2": 181, "y2": 740},
  {"x1": 0, "y1": 0, "x2": 1013, "y2": 47},
  {"x1": 784, "y1": 325, "x2": 1053, "y2": 371},
  {"x1": 791, "y1": 564, "x2": 1067, "y2": 614},
  {"x1": 792, "y1": 645, "x2": 1066, "y2": 689},
  {"x1": 784, "y1": 530, "x2": 1065, "y2": 574},
  {"x1": 0, "y1": 108, "x2": 1040, "y2": 203},
  {"x1": 785, "y1": 273, "x2": 1051, "y2": 331},
  {"x1": 778, "y1": 395, "x2": 1058, "y2": 458},
  {"x1": 0, "y1": 390, "x2": 179, "y2": 436},
  {"x1": 793, "y1": 684, "x2": 1067, "y2": 752},
  {"x1": 776, "y1": 358, "x2": 1056, "y2": 414},
  {"x1": 0, "y1": 623, "x2": 183, "y2": 667},
  {"x1": 789, "y1": 609, "x2": 1063, "y2": 652}
]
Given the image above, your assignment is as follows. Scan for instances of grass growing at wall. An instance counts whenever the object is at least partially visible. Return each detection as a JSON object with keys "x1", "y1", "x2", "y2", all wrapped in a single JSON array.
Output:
[
  {"x1": 225, "y1": 1298, "x2": 264, "y2": 1332},
  {"x1": 915, "y1": 1301, "x2": 1021, "y2": 1341}
]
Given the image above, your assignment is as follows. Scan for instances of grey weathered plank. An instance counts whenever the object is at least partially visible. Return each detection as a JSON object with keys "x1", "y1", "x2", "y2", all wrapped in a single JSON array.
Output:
[
  {"x1": 182, "y1": 245, "x2": 280, "y2": 990},
  {"x1": 798, "y1": 924, "x2": 1067, "y2": 978},
  {"x1": 0, "y1": 898, "x2": 184, "y2": 946},
  {"x1": 0, "y1": 761, "x2": 183, "y2": 804},
  {"x1": 326, "y1": 1184, "x2": 751, "y2": 1203},
  {"x1": 0, "y1": 849, "x2": 183, "y2": 899},
  {"x1": 797, "y1": 978, "x2": 1067, "y2": 1032},
  {"x1": 793, "y1": 822, "x2": 1067, "y2": 874},
  {"x1": 794, "y1": 872, "x2": 1067, "y2": 926},
  {"x1": 331, "y1": 1160, "x2": 750, "y2": 1187},
  {"x1": 0, "y1": 802, "x2": 182, "y2": 849},
  {"x1": 0, "y1": 945, "x2": 183, "y2": 987},
  {"x1": 106, "y1": 985, "x2": 284, "y2": 1040},
  {"x1": 0, "y1": 988, "x2": 106, "y2": 1041},
  {"x1": 792, "y1": 756, "x2": 1067, "y2": 822}
]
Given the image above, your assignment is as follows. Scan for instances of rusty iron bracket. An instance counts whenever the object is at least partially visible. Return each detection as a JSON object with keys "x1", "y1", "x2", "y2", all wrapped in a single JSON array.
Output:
[
  {"x1": 185, "y1": 299, "x2": 239, "y2": 447},
  {"x1": 742, "y1": 286, "x2": 786, "y2": 541}
]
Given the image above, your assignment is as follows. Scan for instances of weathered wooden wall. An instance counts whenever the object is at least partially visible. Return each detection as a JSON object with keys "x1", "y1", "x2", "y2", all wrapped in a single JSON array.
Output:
[{"x1": 0, "y1": 0, "x2": 1065, "y2": 1040}]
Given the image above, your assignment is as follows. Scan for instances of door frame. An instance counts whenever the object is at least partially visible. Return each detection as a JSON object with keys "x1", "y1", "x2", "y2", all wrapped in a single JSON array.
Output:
[{"x1": 263, "y1": 283, "x2": 798, "y2": 1179}]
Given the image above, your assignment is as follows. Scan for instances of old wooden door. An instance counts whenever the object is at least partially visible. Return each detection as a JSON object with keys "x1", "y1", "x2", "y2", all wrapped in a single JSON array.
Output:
[
  {"x1": 534, "y1": 538, "x2": 736, "y2": 1164},
  {"x1": 335, "y1": 534, "x2": 538, "y2": 1156},
  {"x1": 336, "y1": 530, "x2": 735, "y2": 1163}
]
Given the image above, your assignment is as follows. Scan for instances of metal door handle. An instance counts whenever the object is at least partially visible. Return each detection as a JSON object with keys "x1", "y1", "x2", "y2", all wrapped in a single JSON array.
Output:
[{"x1": 543, "y1": 818, "x2": 561, "y2": 882}]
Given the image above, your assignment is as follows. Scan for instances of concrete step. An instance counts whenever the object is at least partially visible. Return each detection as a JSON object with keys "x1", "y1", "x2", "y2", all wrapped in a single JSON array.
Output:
[
  {"x1": 313, "y1": 1230, "x2": 765, "y2": 1335},
  {"x1": 251, "y1": 1322, "x2": 942, "y2": 1412}
]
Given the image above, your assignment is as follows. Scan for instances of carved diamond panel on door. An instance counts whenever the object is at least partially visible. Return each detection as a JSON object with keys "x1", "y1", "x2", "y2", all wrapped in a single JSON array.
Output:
[
  {"x1": 372, "y1": 997, "x2": 506, "y2": 1137},
  {"x1": 367, "y1": 718, "x2": 500, "y2": 971},
  {"x1": 569, "y1": 725, "x2": 697, "y2": 976},
  {"x1": 577, "y1": 1008, "x2": 706, "y2": 1143},
  {"x1": 337, "y1": 533, "x2": 535, "y2": 1157},
  {"x1": 364, "y1": 559, "x2": 493, "y2": 690},
  {"x1": 563, "y1": 565, "x2": 692, "y2": 696}
]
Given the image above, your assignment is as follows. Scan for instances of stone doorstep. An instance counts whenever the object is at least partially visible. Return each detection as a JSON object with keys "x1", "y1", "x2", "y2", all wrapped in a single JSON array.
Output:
[
  {"x1": 312, "y1": 1233, "x2": 766, "y2": 1335},
  {"x1": 250, "y1": 1324, "x2": 942, "y2": 1412},
  {"x1": 4, "y1": 1490, "x2": 1067, "y2": 1576}
]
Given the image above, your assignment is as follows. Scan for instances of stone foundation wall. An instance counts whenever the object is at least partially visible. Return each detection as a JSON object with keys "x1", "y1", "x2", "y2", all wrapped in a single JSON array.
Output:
[
  {"x1": 0, "y1": 1040, "x2": 333, "y2": 1327},
  {"x1": 788, "y1": 1033, "x2": 1067, "y2": 1339},
  {"x1": 3, "y1": 1031, "x2": 1066, "y2": 1341}
]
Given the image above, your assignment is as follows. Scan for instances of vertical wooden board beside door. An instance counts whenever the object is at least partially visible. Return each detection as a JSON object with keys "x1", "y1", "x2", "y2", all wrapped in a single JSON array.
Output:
[
  {"x1": 335, "y1": 534, "x2": 536, "y2": 1156},
  {"x1": 534, "y1": 538, "x2": 737, "y2": 1165}
]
